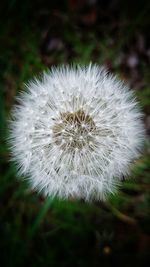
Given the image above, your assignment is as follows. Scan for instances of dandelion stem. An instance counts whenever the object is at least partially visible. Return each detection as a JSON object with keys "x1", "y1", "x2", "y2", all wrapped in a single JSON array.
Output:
[{"x1": 106, "y1": 202, "x2": 137, "y2": 225}]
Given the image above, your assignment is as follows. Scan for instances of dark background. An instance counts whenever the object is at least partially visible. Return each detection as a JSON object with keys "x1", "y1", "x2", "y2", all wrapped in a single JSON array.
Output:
[{"x1": 0, "y1": 0, "x2": 150, "y2": 266}]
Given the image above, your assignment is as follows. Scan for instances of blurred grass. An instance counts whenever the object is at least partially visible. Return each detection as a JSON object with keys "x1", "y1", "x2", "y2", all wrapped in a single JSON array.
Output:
[{"x1": 0, "y1": 1, "x2": 150, "y2": 266}]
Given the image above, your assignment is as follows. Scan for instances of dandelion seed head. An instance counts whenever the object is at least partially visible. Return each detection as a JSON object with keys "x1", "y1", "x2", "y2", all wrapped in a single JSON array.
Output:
[{"x1": 8, "y1": 64, "x2": 145, "y2": 201}]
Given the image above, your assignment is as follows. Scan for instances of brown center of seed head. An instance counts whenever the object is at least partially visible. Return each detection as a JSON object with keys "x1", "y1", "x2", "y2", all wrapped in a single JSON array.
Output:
[{"x1": 52, "y1": 109, "x2": 96, "y2": 151}]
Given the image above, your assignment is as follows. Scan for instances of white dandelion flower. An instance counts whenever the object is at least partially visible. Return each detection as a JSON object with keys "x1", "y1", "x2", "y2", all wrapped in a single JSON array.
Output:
[{"x1": 8, "y1": 64, "x2": 145, "y2": 201}]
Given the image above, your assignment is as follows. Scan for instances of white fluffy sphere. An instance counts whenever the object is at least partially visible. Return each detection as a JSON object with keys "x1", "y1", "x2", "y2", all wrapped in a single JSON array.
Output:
[{"x1": 9, "y1": 64, "x2": 145, "y2": 201}]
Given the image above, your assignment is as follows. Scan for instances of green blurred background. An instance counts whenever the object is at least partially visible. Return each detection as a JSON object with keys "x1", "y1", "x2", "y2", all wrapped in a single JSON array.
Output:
[{"x1": 0, "y1": 0, "x2": 150, "y2": 266}]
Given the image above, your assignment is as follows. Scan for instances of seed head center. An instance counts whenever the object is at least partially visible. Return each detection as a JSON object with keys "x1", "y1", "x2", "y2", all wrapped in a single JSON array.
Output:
[{"x1": 52, "y1": 110, "x2": 96, "y2": 151}]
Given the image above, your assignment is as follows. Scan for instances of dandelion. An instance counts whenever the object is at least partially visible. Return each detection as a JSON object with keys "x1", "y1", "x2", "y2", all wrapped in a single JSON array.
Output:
[{"x1": 9, "y1": 64, "x2": 145, "y2": 201}]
